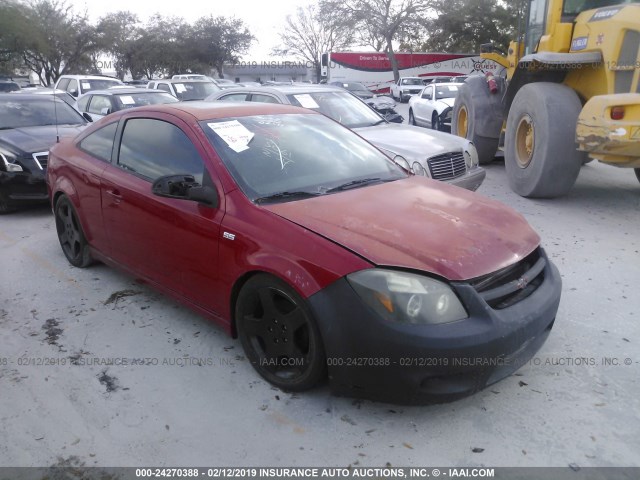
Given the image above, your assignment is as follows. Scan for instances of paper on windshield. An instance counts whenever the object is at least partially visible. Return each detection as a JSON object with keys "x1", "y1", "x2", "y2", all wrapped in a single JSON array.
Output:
[
  {"x1": 81, "y1": 82, "x2": 91, "y2": 89},
  {"x1": 119, "y1": 95, "x2": 136, "y2": 105},
  {"x1": 175, "y1": 84, "x2": 187, "y2": 93},
  {"x1": 448, "y1": 86, "x2": 458, "y2": 91},
  {"x1": 208, "y1": 120, "x2": 254, "y2": 153},
  {"x1": 293, "y1": 94, "x2": 319, "y2": 109}
]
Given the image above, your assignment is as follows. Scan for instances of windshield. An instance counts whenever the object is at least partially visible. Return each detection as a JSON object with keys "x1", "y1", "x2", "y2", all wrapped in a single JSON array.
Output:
[
  {"x1": 563, "y1": 0, "x2": 638, "y2": 16},
  {"x1": 174, "y1": 82, "x2": 221, "y2": 100},
  {"x1": 286, "y1": 91, "x2": 384, "y2": 128},
  {"x1": 345, "y1": 83, "x2": 369, "y2": 92},
  {"x1": 0, "y1": 97, "x2": 85, "y2": 129},
  {"x1": 435, "y1": 85, "x2": 461, "y2": 100},
  {"x1": 402, "y1": 78, "x2": 424, "y2": 85},
  {"x1": 200, "y1": 114, "x2": 406, "y2": 202},
  {"x1": 82, "y1": 79, "x2": 122, "y2": 92},
  {"x1": 0, "y1": 83, "x2": 20, "y2": 92},
  {"x1": 114, "y1": 92, "x2": 179, "y2": 109}
]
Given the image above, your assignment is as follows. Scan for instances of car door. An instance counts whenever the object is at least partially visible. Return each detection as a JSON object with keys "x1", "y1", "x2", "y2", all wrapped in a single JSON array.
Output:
[
  {"x1": 100, "y1": 114, "x2": 225, "y2": 314},
  {"x1": 415, "y1": 86, "x2": 433, "y2": 125},
  {"x1": 87, "y1": 95, "x2": 112, "y2": 121}
]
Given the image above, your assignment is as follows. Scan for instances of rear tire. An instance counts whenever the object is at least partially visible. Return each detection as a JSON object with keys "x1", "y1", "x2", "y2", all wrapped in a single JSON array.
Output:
[
  {"x1": 505, "y1": 83, "x2": 585, "y2": 198},
  {"x1": 55, "y1": 195, "x2": 93, "y2": 267},
  {"x1": 451, "y1": 76, "x2": 501, "y2": 165}
]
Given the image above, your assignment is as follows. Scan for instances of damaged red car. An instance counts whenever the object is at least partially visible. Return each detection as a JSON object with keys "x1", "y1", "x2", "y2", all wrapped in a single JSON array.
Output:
[{"x1": 47, "y1": 102, "x2": 561, "y2": 404}]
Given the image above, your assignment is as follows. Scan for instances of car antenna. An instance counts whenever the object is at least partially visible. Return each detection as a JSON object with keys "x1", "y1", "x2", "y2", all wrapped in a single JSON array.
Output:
[{"x1": 52, "y1": 80, "x2": 60, "y2": 143}]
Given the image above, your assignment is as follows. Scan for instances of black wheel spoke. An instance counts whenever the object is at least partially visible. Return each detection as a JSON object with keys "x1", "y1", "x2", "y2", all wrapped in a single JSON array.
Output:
[
  {"x1": 257, "y1": 287, "x2": 278, "y2": 318},
  {"x1": 281, "y1": 307, "x2": 306, "y2": 333},
  {"x1": 242, "y1": 315, "x2": 267, "y2": 338}
]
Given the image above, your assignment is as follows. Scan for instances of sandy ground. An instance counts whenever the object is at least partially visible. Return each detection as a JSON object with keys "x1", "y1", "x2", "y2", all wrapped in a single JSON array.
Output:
[{"x1": 1, "y1": 134, "x2": 639, "y2": 468}]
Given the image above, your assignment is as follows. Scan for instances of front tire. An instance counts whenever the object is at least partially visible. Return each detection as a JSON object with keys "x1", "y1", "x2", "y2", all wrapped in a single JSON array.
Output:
[
  {"x1": 55, "y1": 195, "x2": 93, "y2": 267},
  {"x1": 431, "y1": 112, "x2": 440, "y2": 131},
  {"x1": 505, "y1": 83, "x2": 585, "y2": 198},
  {"x1": 408, "y1": 109, "x2": 416, "y2": 125},
  {"x1": 0, "y1": 189, "x2": 16, "y2": 214},
  {"x1": 235, "y1": 274, "x2": 326, "y2": 391},
  {"x1": 635, "y1": 168, "x2": 640, "y2": 183},
  {"x1": 451, "y1": 76, "x2": 501, "y2": 164}
]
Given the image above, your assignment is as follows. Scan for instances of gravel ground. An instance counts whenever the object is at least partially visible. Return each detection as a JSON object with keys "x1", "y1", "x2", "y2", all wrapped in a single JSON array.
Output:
[{"x1": 1, "y1": 129, "x2": 639, "y2": 468}]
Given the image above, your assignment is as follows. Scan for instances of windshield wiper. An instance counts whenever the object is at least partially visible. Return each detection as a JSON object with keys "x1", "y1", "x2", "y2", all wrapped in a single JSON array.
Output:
[
  {"x1": 325, "y1": 177, "x2": 385, "y2": 193},
  {"x1": 255, "y1": 191, "x2": 322, "y2": 204}
]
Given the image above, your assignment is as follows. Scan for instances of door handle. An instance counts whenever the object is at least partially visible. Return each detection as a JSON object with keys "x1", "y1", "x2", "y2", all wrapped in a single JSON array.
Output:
[{"x1": 106, "y1": 189, "x2": 123, "y2": 202}]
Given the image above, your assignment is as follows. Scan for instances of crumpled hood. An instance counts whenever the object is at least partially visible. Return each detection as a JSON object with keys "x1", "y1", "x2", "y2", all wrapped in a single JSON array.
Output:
[
  {"x1": 355, "y1": 122, "x2": 466, "y2": 160},
  {"x1": 437, "y1": 98, "x2": 456, "y2": 109},
  {"x1": 0, "y1": 124, "x2": 86, "y2": 156},
  {"x1": 264, "y1": 177, "x2": 540, "y2": 281}
]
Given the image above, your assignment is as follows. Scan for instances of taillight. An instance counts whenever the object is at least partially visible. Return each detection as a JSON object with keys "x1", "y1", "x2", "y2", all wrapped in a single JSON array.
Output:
[{"x1": 611, "y1": 106, "x2": 625, "y2": 120}]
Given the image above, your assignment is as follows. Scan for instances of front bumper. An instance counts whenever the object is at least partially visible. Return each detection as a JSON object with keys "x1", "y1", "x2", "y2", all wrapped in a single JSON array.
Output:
[
  {"x1": 307, "y1": 249, "x2": 561, "y2": 404},
  {"x1": 445, "y1": 166, "x2": 486, "y2": 191},
  {"x1": 0, "y1": 171, "x2": 48, "y2": 206}
]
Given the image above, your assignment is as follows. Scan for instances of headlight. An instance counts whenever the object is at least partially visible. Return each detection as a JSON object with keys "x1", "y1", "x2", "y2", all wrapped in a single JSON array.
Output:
[
  {"x1": 347, "y1": 269, "x2": 468, "y2": 325},
  {"x1": 463, "y1": 142, "x2": 479, "y2": 168},
  {"x1": 412, "y1": 162, "x2": 428, "y2": 176},
  {"x1": 393, "y1": 155, "x2": 410, "y2": 170},
  {"x1": 0, "y1": 153, "x2": 23, "y2": 172}
]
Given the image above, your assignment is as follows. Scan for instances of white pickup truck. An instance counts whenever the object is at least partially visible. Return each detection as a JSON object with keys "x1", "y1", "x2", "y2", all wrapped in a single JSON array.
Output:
[{"x1": 390, "y1": 77, "x2": 426, "y2": 103}]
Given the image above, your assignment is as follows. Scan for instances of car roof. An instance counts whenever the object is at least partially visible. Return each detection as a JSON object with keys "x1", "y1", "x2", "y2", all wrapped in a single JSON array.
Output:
[
  {"x1": 431, "y1": 82, "x2": 464, "y2": 87},
  {"x1": 113, "y1": 101, "x2": 316, "y2": 121},
  {"x1": 218, "y1": 85, "x2": 340, "y2": 96},
  {"x1": 79, "y1": 88, "x2": 160, "y2": 96},
  {"x1": 58, "y1": 75, "x2": 122, "y2": 81},
  {"x1": 155, "y1": 79, "x2": 214, "y2": 84},
  {"x1": 0, "y1": 92, "x2": 71, "y2": 103}
]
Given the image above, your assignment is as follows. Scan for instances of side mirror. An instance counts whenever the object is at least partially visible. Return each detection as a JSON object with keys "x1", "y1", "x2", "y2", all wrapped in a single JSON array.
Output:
[
  {"x1": 152, "y1": 174, "x2": 218, "y2": 208},
  {"x1": 100, "y1": 107, "x2": 111, "y2": 115},
  {"x1": 69, "y1": 89, "x2": 78, "y2": 97},
  {"x1": 82, "y1": 112, "x2": 93, "y2": 122}
]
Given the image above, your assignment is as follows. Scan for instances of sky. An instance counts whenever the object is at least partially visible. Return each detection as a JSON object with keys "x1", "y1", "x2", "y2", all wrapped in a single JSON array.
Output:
[{"x1": 71, "y1": 0, "x2": 312, "y2": 61}]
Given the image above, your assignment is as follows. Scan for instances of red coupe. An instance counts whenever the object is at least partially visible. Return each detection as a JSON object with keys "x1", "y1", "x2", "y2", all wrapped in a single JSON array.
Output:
[{"x1": 47, "y1": 102, "x2": 561, "y2": 404}]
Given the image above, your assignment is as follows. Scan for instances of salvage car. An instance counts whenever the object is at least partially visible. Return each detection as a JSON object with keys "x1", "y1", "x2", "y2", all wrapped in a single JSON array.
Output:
[
  {"x1": 0, "y1": 94, "x2": 87, "y2": 213},
  {"x1": 54, "y1": 74, "x2": 124, "y2": 98},
  {"x1": 330, "y1": 82, "x2": 403, "y2": 123},
  {"x1": 47, "y1": 102, "x2": 561, "y2": 404},
  {"x1": 147, "y1": 79, "x2": 220, "y2": 101},
  {"x1": 408, "y1": 82, "x2": 464, "y2": 131},
  {"x1": 390, "y1": 77, "x2": 425, "y2": 103},
  {"x1": 207, "y1": 85, "x2": 485, "y2": 191},
  {"x1": 76, "y1": 88, "x2": 179, "y2": 121}
]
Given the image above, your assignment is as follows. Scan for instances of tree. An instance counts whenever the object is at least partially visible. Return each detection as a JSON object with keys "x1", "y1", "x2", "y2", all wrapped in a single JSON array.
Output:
[
  {"x1": 319, "y1": 0, "x2": 433, "y2": 81},
  {"x1": 0, "y1": 1, "x2": 30, "y2": 76},
  {"x1": 97, "y1": 11, "x2": 141, "y2": 80},
  {"x1": 273, "y1": 3, "x2": 354, "y2": 82},
  {"x1": 20, "y1": 0, "x2": 100, "y2": 85},
  {"x1": 190, "y1": 16, "x2": 254, "y2": 78},
  {"x1": 418, "y1": 0, "x2": 521, "y2": 53}
]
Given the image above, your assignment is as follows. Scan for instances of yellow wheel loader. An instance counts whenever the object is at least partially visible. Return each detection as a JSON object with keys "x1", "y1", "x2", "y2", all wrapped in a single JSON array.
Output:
[{"x1": 451, "y1": 0, "x2": 640, "y2": 198}]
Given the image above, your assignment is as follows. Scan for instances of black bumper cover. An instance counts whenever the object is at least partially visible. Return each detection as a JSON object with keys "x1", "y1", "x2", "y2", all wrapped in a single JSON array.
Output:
[
  {"x1": 307, "y1": 250, "x2": 561, "y2": 404},
  {"x1": 0, "y1": 171, "x2": 48, "y2": 206}
]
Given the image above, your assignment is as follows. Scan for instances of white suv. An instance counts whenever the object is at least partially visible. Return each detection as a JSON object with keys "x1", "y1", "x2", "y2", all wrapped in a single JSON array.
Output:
[{"x1": 54, "y1": 75, "x2": 124, "y2": 98}]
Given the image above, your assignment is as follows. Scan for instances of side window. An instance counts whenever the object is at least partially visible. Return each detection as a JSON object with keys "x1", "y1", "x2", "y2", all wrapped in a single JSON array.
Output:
[
  {"x1": 147, "y1": 82, "x2": 155, "y2": 89},
  {"x1": 88, "y1": 95, "x2": 112, "y2": 115},
  {"x1": 118, "y1": 118, "x2": 204, "y2": 183},
  {"x1": 57, "y1": 78, "x2": 70, "y2": 91},
  {"x1": 78, "y1": 122, "x2": 118, "y2": 162},
  {"x1": 219, "y1": 93, "x2": 249, "y2": 102},
  {"x1": 157, "y1": 83, "x2": 171, "y2": 93},
  {"x1": 77, "y1": 95, "x2": 91, "y2": 112},
  {"x1": 66, "y1": 79, "x2": 79, "y2": 96},
  {"x1": 251, "y1": 94, "x2": 279, "y2": 104}
]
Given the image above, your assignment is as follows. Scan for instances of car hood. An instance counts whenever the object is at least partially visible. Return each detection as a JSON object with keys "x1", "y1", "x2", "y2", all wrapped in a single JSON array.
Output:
[
  {"x1": 355, "y1": 123, "x2": 465, "y2": 160},
  {"x1": 366, "y1": 96, "x2": 395, "y2": 108},
  {"x1": 0, "y1": 124, "x2": 86, "y2": 156},
  {"x1": 264, "y1": 177, "x2": 540, "y2": 281},
  {"x1": 437, "y1": 98, "x2": 456, "y2": 108}
]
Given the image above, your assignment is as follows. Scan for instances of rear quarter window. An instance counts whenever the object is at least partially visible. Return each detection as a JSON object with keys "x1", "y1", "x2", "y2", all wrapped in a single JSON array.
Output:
[{"x1": 78, "y1": 122, "x2": 118, "y2": 162}]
